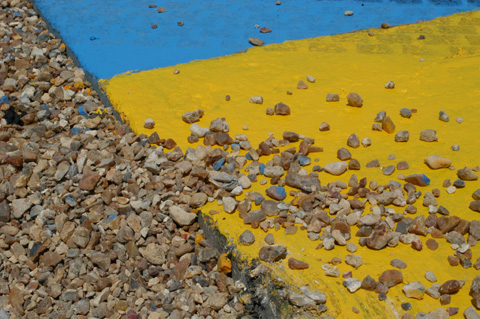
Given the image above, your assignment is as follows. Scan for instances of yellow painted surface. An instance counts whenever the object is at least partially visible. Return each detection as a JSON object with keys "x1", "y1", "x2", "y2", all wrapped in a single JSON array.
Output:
[{"x1": 102, "y1": 11, "x2": 480, "y2": 318}]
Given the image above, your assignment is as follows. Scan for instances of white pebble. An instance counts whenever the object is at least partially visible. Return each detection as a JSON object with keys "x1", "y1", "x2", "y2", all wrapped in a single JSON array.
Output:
[{"x1": 446, "y1": 186, "x2": 456, "y2": 194}]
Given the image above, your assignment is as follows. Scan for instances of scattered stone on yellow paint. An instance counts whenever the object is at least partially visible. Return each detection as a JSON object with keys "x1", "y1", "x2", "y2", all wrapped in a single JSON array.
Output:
[
  {"x1": 218, "y1": 253, "x2": 232, "y2": 273},
  {"x1": 102, "y1": 11, "x2": 480, "y2": 319}
]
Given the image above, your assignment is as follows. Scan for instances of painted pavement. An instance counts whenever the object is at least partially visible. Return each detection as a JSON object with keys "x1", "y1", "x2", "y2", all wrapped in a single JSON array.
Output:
[{"x1": 33, "y1": 0, "x2": 480, "y2": 318}]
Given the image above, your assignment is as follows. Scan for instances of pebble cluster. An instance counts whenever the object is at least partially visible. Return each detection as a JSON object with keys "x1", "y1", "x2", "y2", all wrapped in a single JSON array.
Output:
[
  {"x1": 0, "y1": 1, "x2": 271, "y2": 318},
  {"x1": 169, "y1": 77, "x2": 480, "y2": 316}
]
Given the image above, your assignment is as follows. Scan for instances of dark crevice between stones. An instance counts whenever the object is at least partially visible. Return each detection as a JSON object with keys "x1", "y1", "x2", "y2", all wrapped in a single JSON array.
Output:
[{"x1": 199, "y1": 212, "x2": 321, "y2": 319}]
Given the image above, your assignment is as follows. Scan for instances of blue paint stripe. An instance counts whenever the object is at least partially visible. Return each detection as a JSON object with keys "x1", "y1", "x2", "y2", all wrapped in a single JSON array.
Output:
[{"x1": 33, "y1": 0, "x2": 479, "y2": 79}]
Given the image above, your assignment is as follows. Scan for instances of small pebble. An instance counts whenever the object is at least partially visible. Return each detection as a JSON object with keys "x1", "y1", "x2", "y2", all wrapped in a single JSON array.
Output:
[
  {"x1": 385, "y1": 81, "x2": 395, "y2": 89},
  {"x1": 400, "y1": 108, "x2": 412, "y2": 118},
  {"x1": 425, "y1": 271, "x2": 437, "y2": 282},
  {"x1": 401, "y1": 303, "x2": 412, "y2": 310},
  {"x1": 439, "y1": 110, "x2": 449, "y2": 122}
]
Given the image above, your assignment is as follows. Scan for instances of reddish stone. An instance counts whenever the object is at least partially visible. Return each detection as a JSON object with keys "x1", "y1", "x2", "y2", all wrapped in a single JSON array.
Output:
[
  {"x1": 274, "y1": 102, "x2": 291, "y2": 115},
  {"x1": 447, "y1": 307, "x2": 459, "y2": 316},
  {"x1": 79, "y1": 172, "x2": 100, "y2": 191},
  {"x1": 5, "y1": 155, "x2": 23, "y2": 167},
  {"x1": 411, "y1": 238, "x2": 423, "y2": 251},
  {"x1": 378, "y1": 270, "x2": 403, "y2": 288},
  {"x1": 288, "y1": 258, "x2": 309, "y2": 270},
  {"x1": 438, "y1": 280, "x2": 461, "y2": 295},
  {"x1": 148, "y1": 132, "x2": 161, "y2": 145},
  {"x1": 164, "y1": 138, "x2": 176, "y2": 149},
  {"x1": 448, "y1": 256, "x2": 459, "y2": 266}
]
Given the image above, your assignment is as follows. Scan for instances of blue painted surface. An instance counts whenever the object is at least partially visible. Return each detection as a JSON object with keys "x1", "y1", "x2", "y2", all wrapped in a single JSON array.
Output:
[{"x1": 33, "y1": 0, "x2": 479, "y2": 79}]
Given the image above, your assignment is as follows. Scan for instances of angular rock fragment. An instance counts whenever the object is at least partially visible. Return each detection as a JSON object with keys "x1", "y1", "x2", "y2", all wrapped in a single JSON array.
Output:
[{"x1": 347, "y1": 93, "x2": 363, "y2": 107}]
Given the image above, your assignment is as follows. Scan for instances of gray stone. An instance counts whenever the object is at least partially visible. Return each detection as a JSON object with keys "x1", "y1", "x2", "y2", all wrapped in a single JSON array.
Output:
[
  {"x1": 326, "y1": 94, "x2": 339, "y2": 102},
  {"x1": 425, "y1": 271, "x2": 437, "y2": 283},
  {"x1": 288, "y1": 291, "x2": 316, "y2": 308},
  {"x1": 375, "y1": 111, "x2": 386, "y2": 122},
  {"x1": 324, "y1": 162, "x2": 348, "y2": 175},
  {"x1": 439, "y1": 110, "x2": 449, "y2": 122},
  {"x1": 420, "y1": 129, "x2": 438, "y2": 142},
  {"x1": 400, "y1": 108, "x2": 412, "y2": 118},
  {"x1": 345, "y1": 255, "x2": 363, "y2": 269},
  {"x1": 464, "y1": 307, "x2": 480, "y2": 319},
  {"x1": 11, "y1": 198, "x2": 32, "y2": 219},
  {"x1": 73, "y1": 299, "x2": 90, "y2": 315},
  {"x1": 343, "y1": 278, "x2": 362, "y2": 293},
  {"x1": 0, "y1": 200, "x2": 11, "y2": 222},
  {"x1": 169, "y1": 205, "x2": 197, "y2": 226},
  {"x1": 239, "y1": 230, "x2": 255, "y2": 245},
  {"x1": 395, "y1": 130, "x2": 410, "y2": 142},
  {"x1": 222, "y1": 197, "x2": 237, "y2": 213},
  {"x1": 249, "y1": 96, "x2": 263, "y2": 104}
]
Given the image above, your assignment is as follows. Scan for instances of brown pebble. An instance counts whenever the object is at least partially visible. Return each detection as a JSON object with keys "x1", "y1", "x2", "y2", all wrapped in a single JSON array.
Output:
[
  {"x1": 379, "y1": 269, "x2": 403, "y2": 288},
  {"x1": 225, "y1": 95, "x2": 230, "y2": 101},
  {"x1": 448, "y1": 256, "x2": 459, "y2": 266},
  {"x1": 397, "y1": 161, "x2": 409, "y2": 170},
  {"x1": 177, "y1": 21, "x2": 184, "y2": 26},
  {"x1": 288, "y1": 257, "x2": 309, "y2": 270},
  {"x1": 381, "y1": 22, "x2": 391, "y2": 29},
  {"x1": 438, "y1": 280, "x2": 461, "y2": 295},
  {"x1": 352, "y1": 307, "x2": 359, "y2": 314},
  {"x1": 411, "y1": 239, "x2": 423, "y2": 251},
  {"x1": 447, "y1": 307, "x2": 459, "y2": 316},
  {"x1": 426, "y1": 239, "x2": 439, "y2": 250}
]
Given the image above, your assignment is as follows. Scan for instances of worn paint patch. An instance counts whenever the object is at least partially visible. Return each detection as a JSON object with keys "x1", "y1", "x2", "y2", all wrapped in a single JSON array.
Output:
[
  {"x1": 33, "y1": 0, "x2": 479, "y2": 79},
  {"x1": 103, "y1": 11, "x2": 480, "y2": 318}
]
